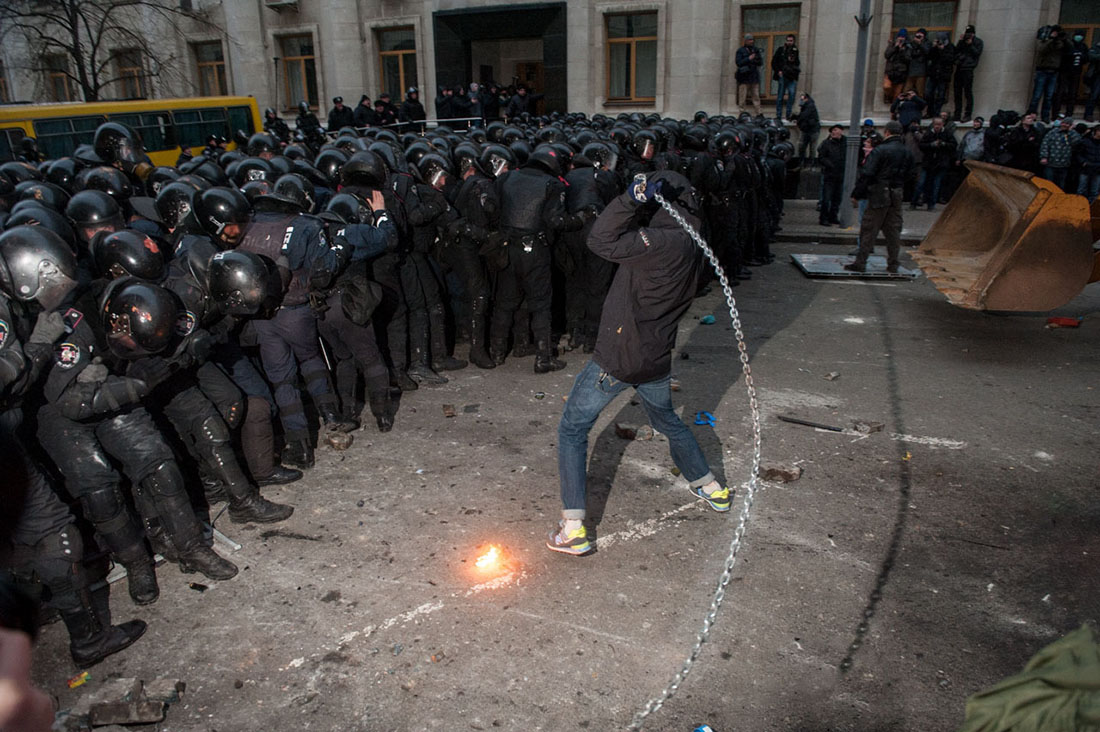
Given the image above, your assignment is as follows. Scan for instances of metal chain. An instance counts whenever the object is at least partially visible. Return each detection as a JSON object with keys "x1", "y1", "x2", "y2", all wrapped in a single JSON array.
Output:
[{"x1": 627, "y1": 194, "x2": 763, "y2": 731}]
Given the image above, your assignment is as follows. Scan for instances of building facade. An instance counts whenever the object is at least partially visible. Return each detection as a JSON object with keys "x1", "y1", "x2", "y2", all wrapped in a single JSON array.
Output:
[{"x1": 2, "y1": 0, "x2": 1098, "y2": 123}]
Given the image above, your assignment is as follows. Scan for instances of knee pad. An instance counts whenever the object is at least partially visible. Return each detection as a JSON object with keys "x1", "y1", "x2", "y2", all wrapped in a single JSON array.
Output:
[
  {"x1": 140, "y1": 461, "x2": 187, "y2": 499},
  {"x1": 223, "y1": 400, "x2": 244, "y2": 429},
  {"x1": 198, "y1": 415, "x2": 231, "y2": 446},
  {"x1": 79, "y1": 487, "x2": 130, "y2": 534}
]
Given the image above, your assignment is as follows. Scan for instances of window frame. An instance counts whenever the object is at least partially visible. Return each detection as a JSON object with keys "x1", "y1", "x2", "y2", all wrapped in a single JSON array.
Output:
[
  {"x1": 279, "y1": 34, "x2": 319, "y2": 112},
  {"x1": 377, "y1": 26, "x2": 417, "y2": 99},
  {"x1": 43, "y1": 54, "x2": 77, "y2": 102},
  {"x1": 0, "y1": 59, "x2": 10, "y2": 104},
  {"x1": 889, "y1": 0, "x2": 957, "y2": 39},
  {"x1": 741, "y1": 4, "x2": 801, "y2": 101},
  {"x1": 604, "y1": 11, "x2": 658, "y2": 104},
  {"x1": 193, "y1": 41, "x2": 228, "y2": 97},
  {"x1": 113, "y1": 48, "x2": 147, "y2": 99}
]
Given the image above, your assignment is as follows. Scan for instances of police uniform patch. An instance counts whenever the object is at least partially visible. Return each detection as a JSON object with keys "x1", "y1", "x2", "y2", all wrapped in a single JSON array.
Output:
[
  {"x1": 62, "y1": 308, "x2": 84, "y2": 334},
  {"x1": 56, "y1": 343, "x2": 81, "y2": 369},
  {"x1": 0, "y1": 320, "x2": 9, "y2": 349},
  {"x1": 176, "y1": 310, "x2": 197, "y2": 337}
]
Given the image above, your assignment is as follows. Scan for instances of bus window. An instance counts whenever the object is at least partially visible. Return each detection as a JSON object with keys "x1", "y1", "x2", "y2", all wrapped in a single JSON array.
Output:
[
  {"x1": 201, "y1": 108, "x2": 230, "y2": 139},
  {"x1": 0, "y1": 128, "x2": 24, "y2": 162},
  {"x1": 34, "y1": 116, "x2": 103, "y2": 160},
  {"x1": 173, "y1": 107, "x2": 229, "y2": 148},
  {"x1": 110, "y1": 111, "x2": 175, "y2": 151},
  {"x1": 227, "y1": 106, "x2": 255, "y2": 139}
]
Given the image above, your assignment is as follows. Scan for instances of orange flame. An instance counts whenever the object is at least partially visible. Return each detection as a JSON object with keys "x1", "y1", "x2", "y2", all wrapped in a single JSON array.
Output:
[{"x1": 475, "y1": 545, "x2": 501, "y2": 570}]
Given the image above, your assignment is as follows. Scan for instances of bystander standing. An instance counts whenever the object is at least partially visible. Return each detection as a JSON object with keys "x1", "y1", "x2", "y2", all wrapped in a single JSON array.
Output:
[
  {"x1": 736, "y1": 34, "x2": 764, "y2": 117},
  {"x1": 772, "y1": 34, "x2": 801, "y2": 120},
  {"x1": 884, "y1": 29, "x2": 912, "y2": 104},
  {"x1": 1038, "y1": 116, "x2": 1082, "y2": 190}
]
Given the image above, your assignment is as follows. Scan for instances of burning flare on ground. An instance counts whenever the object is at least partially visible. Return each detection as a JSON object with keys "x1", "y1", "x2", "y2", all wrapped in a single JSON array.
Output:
[{"x1": 475, "y1": 545, "x2": 502, "y2": 571}]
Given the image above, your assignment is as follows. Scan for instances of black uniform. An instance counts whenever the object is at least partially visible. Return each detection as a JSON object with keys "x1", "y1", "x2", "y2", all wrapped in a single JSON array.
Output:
[
  {"x1": 561, "y1": 163, "x2": 618, "y2": 351},
  {"x1": 446, "y1": 170, "x2": 500, "y2": 368}
]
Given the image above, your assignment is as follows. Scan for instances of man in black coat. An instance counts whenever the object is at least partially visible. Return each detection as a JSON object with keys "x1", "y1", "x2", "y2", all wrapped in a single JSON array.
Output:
[
  {"x1": 327, "y1": 97, "x2": 355, "y2": 131},
  {"x1": 548, "y1": 170, "x2": 730, "y2": 557},
  {"x1": 353, "y1": 95, "x2": 377, "y2": 129},
  {"x1": 817, "y1": 124, "x2": 846, "y2": 225},
  {"x1": 845, "y1": 121, "x2": 915, "y2": 273}
]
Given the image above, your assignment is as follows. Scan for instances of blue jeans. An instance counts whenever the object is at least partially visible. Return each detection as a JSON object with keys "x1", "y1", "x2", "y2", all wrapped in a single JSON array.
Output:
[
  {"x1": 1076, "y1": 170, "x2": 1100, "y2": 202},
  {"x1": 557, "y1": 359, "x2": 715, "y2": 519},
  {"x1": 1044, "y1": 166, "x2": 1068, "y2": 191},
  {"x1": 1029, "y1": 70, "x2": 1059, "y2": 121},
  {"x1": 915, "y1": 168, "x2": 945, "y2": 207},
  {"x1": 776, "y1": 79, "x2": 797, "y2": 118}
]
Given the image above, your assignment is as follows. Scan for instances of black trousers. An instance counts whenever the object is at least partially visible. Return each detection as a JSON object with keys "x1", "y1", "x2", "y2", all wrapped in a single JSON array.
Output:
[
  {"x1": 954, "y1": 69, "x2": 975, "y2": 117},
  {"x1": 491, "y1": 238, "x2": 553, "y2": 347}
]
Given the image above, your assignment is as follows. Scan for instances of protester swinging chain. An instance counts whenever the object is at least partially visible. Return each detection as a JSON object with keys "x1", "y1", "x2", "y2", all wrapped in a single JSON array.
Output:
[{"x1": 626, "y1": 191, "x2": 764, "y2": 731}]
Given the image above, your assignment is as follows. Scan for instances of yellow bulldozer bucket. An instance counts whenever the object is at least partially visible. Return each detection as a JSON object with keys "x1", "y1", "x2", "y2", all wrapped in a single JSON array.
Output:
[{"x1": 912, "y1": 161, "x2": 1098, "y2": 311}]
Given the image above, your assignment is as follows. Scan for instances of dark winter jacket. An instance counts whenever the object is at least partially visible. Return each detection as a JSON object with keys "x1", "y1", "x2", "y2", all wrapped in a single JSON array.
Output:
[
  {"x1": 435, "y1": 91, "x2": 456, "y2": 121},
  {"x1": 771, "y1": 44, "x2": 801, "y2": 81},
  {"x1": 1076, "y1": 135, "x2": 1100, "y2": 172},
  {"x1": 919, "y1": 126, "x2": 957, "y2": 170},
  {"x1": 505, "y1": 91, "x2": 543, "y2": 120},
  {"x1": 793, "y1": 97, "x2": 820, "y2": 133},
  {"x1": 1035, "y1": 37, "x2": 1066, "y2": 71},
  {"x1": 954, "y1": 34, "x2": 983, "y2": 71},
  {"x1": 891, "y1": 95, "x2": 926, "y2": 128},
  {"x1": 1087, "y1": 42, "x2": 1100, "y2": 82},
  {"x1": 399, "y1": 95, "x2": 426, "y2": 123},
  {"x1": 885, "y1": 39, "x2": 912, "y2": 83},
  {"x1": 928, "y1": 37, "x2": 957, "y2": 81},
  {"x1": 353, "y1": 102, "x2": 377, "y2": 128},
  {"x1": 1039, "y1": 127, "x2": 1082, "y2": 169},
  {"x1": 735, "y1": 45, "x2": 764, "y2": 84},
  {"x1": 327, "y1": 105, "x2": 355, "y2": 131},
  {"x1": 817, "y1": 136, "x2": 846, "y2": 180},
  {"x1": 588, "y1": 192, "x2": 703, "y2": 385},
  {"x1": 1006, "y1": 123, "x2": 1045, "y2": 172},
  {"x1": 852, "y1": 135, "x2": 915, "y2": 205},
  {"x1": 908, "y1": 38, "x2": 931, "y2": 77},
  {"x1": 1062, "y1": 40, "x2": 1088, "y2": 75}
]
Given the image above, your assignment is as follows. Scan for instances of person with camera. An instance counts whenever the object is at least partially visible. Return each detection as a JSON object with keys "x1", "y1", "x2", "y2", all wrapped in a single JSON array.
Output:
[
  {"x1": 1030, "y1": 25, "x2": 1068, "y2": 123},
  {"x1": 926, "y1": 32, "x2": 956, "y2": 118},
  {"x1": 884, "y1": 28, "x2": 912, "y2": 104},
  {"x1": 735, "y1": 34, "x2": 764, "y2": 117},
  {"x1": 953, "y1": 25, "x2": 983, "y2": 122}
]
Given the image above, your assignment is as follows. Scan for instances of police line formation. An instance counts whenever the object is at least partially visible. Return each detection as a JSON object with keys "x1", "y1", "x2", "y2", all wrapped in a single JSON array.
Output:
[{"x1": 0, "y1": 109, "x2": 792, "y2": 669}]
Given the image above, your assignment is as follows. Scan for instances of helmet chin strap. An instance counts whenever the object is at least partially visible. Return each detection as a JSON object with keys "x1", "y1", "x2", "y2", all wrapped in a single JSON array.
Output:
[{"x1": 628, "y1": 192, "x2": 763, "y2": 731}]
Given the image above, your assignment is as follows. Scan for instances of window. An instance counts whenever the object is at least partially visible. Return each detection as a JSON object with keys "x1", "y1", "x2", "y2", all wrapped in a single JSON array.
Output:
[
  {"x1": 0, "y1": 60, "x2": 10, "y2": 103},
  {"x1": 114, "y1": 49, "x2": 146, "y2": 98},
  {"x1": 109, "y1": 112, "x2": 175, "y2": 152},
  {"x1": 1060, "y1": 0, "x2": 1100, "y2": 104},
  {"x1": 891, "y1": 0, "x2": 957, "y2": 37},
  {"x1": 280, "y1": 34, "x2": 318, "y2": 111},
  {"x1": 34, "y1": 116, "x2": 104, "y2": 159},
  {"x1": 606, "y1": 12, "x2": 657, "y2": 103},
  {"x1": 44, "y1": 55, "x2": 76, "y2": 102},
  {"x1": 378, "y1": 27, "x2": 417, "y2": 99},
  {"x1": 194, "y1": 41, "x2": 227, "y2": 96},
  {"x1": 743, "y1": 5, "x2": 800, "y2": 99},
  {"x1": 227, "y1": 105, "x2": 256, "y2": 139},
  {"x1": 0, "y1": 128, "x2": 24, "y2": 162},
  {"x1": 172, "y1": 107, "x2": 230, "y2": 148}
]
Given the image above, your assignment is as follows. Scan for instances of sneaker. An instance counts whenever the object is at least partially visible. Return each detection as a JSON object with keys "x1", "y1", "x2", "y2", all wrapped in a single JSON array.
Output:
[
  {"x1": 689, "y1": 483, "x2": 731, "y2": 512},
  {"x1": 546, "y1": 521, "x2": 592, "y2": 555}
]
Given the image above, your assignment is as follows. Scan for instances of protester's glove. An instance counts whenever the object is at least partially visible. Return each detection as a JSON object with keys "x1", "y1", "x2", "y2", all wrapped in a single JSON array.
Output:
[
  {"x1": 76, "y1": 357, "x2": 109, "y2": 384},
  {"x1": 28, "y1": 311, "x2": 66, "y2": 345},
  {"x1": 628, "y1": 173, "x2": 662, "y2": 204},
  {"x1": 127, "y1": 356, "x2": 173, "y2": 389}
]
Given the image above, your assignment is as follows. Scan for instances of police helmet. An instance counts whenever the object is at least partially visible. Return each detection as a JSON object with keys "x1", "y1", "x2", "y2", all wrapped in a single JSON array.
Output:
[
  {"x1": 45, "y1": 158, "x2": 81, "y2": 192},
  {"x1": 75, "y1": 166, "x2": 133, "y2": 201},
  {"x1": 525, "y1": 146, "x2": 563, "y2": 177},
  {"x1": 581, "y1": 141, "x2": 617, "y2": 172},
  {"x1": 15, "y1": 181, "x2": 70, "y2": 212},
  {"x1": 0, "y1": 225, "x2": 79, "y2": 304},
  {"x1": 414, "y1": 153, "x2": 451, "y2": 188},
  {"x1": 404, "y1": 141, "x2": 434, "y2": 169},
  {"x1": 298, "y1": 101, "x2": 311, "y2": 115},
  {"x1": 325, "y1": 192, "x2": 371, "y2": 225},
  {"x1": 232, "y1": 157, "x2": 275, "y2": 187},
  {"x1": 715, "y1": 131, "x2": 742, "y2": 157},
  {"x1": 92, "y1": 229, "x2": 165, "y2": 281},
  {"x1": 451, "y1": 143, "x2": 483, "y2": 177},
  {"x1": 239, "y1": 179, "x2": 274, "y2": 205},
  {"x1": 101, "y1": 278, "x2": 181, "y2": 359},
  {"x1": 147, "y1": 166, "x2": 180, "y2": 196},
  {"x1": 477, "y1": 145, "x2": 514, "y2": 179},
  {"x1": 93, "y1": 122, "x2": 145, "y2": 166},
  {"x1": 154, "y1": 181, "x2": 196, "y2": 231},
  {"x1": 367, "y1": 142, "x2": 403, "y2": 174},
  {"x1": 4, "y1": 203, "x2": 77, "y2": 249},
  {"x1": 65, "y1": 190, "x2": 124, "y2": 243},
  {"x1": 314, "y1": 148, "x2": 350, "y2": 183},
  {"x1": 247, "y1": 132, "x2": 278, "y2": 157},
  {"x1": 193, "y1": 187, "x2": 251, "y2": 243},
  {"x1": 254, "y1": 173, "x2": 315, "y2": 214},
  {"x1": 1, "y1": 161, "x2": 44, "y2": 184},
  {"x1": 341, "y1": 151, "x2": 387, "y2": 188},
  {"x1": 208, "y1": 250, "x2": 274, "y2": 316}
]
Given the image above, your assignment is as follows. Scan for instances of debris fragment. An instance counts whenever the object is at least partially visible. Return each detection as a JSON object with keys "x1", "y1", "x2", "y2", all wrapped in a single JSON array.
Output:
[
  {"x1": 699, "y1": 315, "x2": 716, "y2": 325},
  {"x1": 67, "y1": 671, "x2": 90, "y2": 689},
  {"x1": 325, "y1": 430, "x2": 353, "y2": 451},
  {"x1": 852, "y1": 420, "x2": 885, "y2": 434},
  {"x1": 442, "y1": 404, "x2": 456, "y2": 418},
  {"x1": 1045, "y1": 316, "x2": 1082, "y2": 329},
  {"x1": 824, "y1": 371, "x2": 840, "y2": 381},
  {"x1": 777, "y1": 414, "x2": 844, "y2": 432},
  {"x1": 187, "y1": 582, "x2": 208, "y2": 592},
  {"x1": 534, "y1": 391, "x2": 545, "y2": 400},
  {"x1": 463, "y1": 404, "x2": 480, "y2": 413},
  {"x1": 758, "y1": 463, "x2": 803, "y2": 482},
  {"x1": 614, "y1": 423, "x2": 655, "y2": 441},
  {"x1": 670, "y1": 378, "x2": 681, "y2": 392},
  {"x1": 89, "y1": 701, "x2": 166, "y2": 726}
]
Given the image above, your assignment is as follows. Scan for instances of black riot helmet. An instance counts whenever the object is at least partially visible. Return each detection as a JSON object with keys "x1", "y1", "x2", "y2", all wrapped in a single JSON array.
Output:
[
  {"x1": 291, "y1": 159, "x2": 330, "y2": 189},
  {"x1": 478, "y1": 144, "x2": 515, "y2": 179},
  {"x1": 715, "y1": 130, "x2": 742, "y2": 158},
  {"x1": 297, "y1": 101, "x2": 311, "y2": 115},
  {"x1": 15, "y1": 181, "x2": 70, "y2": 212},
  {"x1": 525, "y1": 146, "x2": 563, "y2": 177},
  {"x1": 1, "y1": 161, "x2": 43, "y2": 185},
  {"x1": 193, "y1": 187, "x2": 251, "y2": 246},
  {"x1": 404, "y1": 141, "x2": 434, "y2": 169},
  {"x1": 509, "y1": 140, "x2": 531, "y2": 166},
  {"x1": 314, "y1": 148, "x2": 349, "y2": 183},
  {"x1": 75, "y1": 165, "x2": 133, "y2": 202},
  {"x1": 325, "y1": 192, "x2": 370, "y2": 224},
  {"x1": 93, "y1": 122, "x2": 144, "y2": 166},
  {"x1": 5, "y1": 202, "x2": 77, "y2": 248},
  {"x1": 264, "y1": 107, "x2": 278, "y2": 121},
  {"x1": 581, "y1": 141, "x2": 617, "y2": 171},
  {"x1": 633, "y1": 129, "x2": 659, "y2": 160},
  {"x1": 501, "y1": 126, "x2": 524, "y2": 145},
  {"x1": 92, "y1": 229, "x2": 165, "y2": 281},
  {"x1": 208, "y1": 250, "x2": 274, "y2": 316},
  {"x1": 0, "y1": 225, "x2": 79, "y2": 308},
  {"x1": 101, "y1": 277, "x2": 181, "y2": 360},
  {"x1": 45, "y1": 158, "x2": 80, "y2": 192},
  {"x1": 254, "y1": 173, "x2": 315, "y2": 214},
  {"x1": 232, "y1": 157, "x2": 275, "y2": 187},
  {"x1": 239, "y1": 179, "x2": 274, "y2": 205},
  {"x1": 282, "y1": 143, "x2": 310, "y2": 161},
  {"x1": 147, "y1": 166, "x2": 180, "y2": 195},
  {"x1": 341, "y1": 151, "x2": 387, "y2": 188},
  {"x1": 415, "y1": 153, "x2": 451, "y2": 189},
  {"x1": 65, "y1": 190, "x2": 124, "y2": 244},
  {"x1": 246, "y1": 132, "x2": 278, "y2": 157},
  {"x1": 154, "y1": 181, "x2": 196, "y2": 231},
  {"x1": 451, "y1": 142, "x2": 483, "y2": 177},
  {"x1": 367, "y1": 142, "x2": 403, "y2": 174}
]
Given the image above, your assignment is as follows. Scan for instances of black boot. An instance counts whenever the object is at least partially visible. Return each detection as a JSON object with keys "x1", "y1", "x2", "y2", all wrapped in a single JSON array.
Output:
[
  {"x1": 368, "y1": 390, "x2": 395, "y2": 432},
  {"x1": 534, "y1": 340, "x2": 566, "y2": 373},
  {"x1": 62, "y1": 602, "x2": 147, "y2": 668},
  {"x1": 392, "y1": 369, "x2": 419, "y2": 392},
  {"x1": 179, "y1": 545, "x2": 238, "y2": 580},
  {"x1": 256, "y1": 466, "x2": 303, "y2": 486},
  {"x1": 106, "y1": 527, "x2": 160, "y2": 605},
  {"x1": 282, "y1": 438, "x2": 315, "y2": 469},
  {"x1": 469, "y1": 313, "x2": 495, "y2": 370},
  {"x1": 407, "y1": 346, "x2": 448, "y2": 384},
  {"x1": 429, "y1": 304, "x2": 467, "y2": 371},
  {"x1": 512, "y1": 334, "x2": 536, "y2": 358},
  {"x1": 229, "y1": 493, "x2": 294, "y2": 524},
  {"x1": 433, "y1": 355, "x2": 468, "y2": 371},
  {"x1": 320, "y1": 403, "x2": 358, "y2": 433}
]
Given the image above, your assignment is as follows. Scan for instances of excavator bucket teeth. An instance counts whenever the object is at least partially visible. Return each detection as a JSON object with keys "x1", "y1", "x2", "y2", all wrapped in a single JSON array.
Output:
[{"x1": 912, "y1": 161, "x2": 1095, "y2": 311}]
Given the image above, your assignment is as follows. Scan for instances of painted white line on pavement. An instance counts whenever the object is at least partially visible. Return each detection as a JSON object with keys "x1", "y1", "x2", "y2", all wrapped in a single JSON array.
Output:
[
  {"x1": 890, "y1": 433, "x2": 967, "y2": 449},
  {"x1": 507, "y1": 609, "x2": 641, "y2": 646},
  {"x1": 596, "y1": 500, "x2": 698, "y2": 550}
]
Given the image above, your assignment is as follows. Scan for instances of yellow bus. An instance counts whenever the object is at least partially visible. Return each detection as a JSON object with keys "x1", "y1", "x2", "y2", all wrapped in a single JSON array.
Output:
[{"x1": 0, "y1": 96, "x2": 262, "y2": 166}]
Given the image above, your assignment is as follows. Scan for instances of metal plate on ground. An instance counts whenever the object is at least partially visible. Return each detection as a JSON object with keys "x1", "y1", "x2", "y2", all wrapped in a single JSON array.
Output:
[{"x1": 790, "y1": 253, "x2": 921, "y2": 279}]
